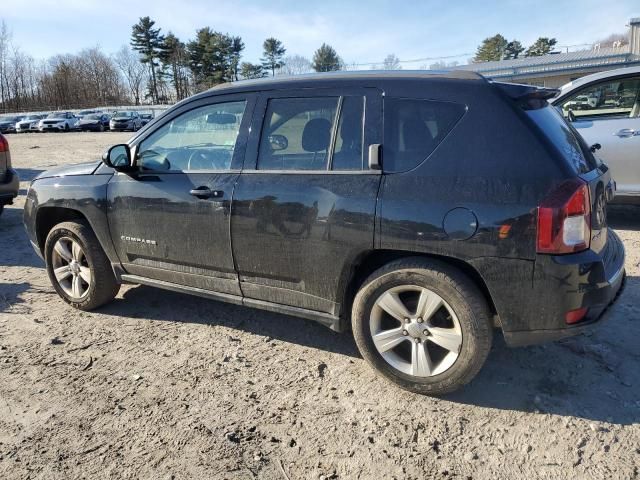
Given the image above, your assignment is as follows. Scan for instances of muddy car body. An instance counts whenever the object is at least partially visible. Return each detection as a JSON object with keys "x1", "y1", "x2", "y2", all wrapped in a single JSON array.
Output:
[{"x1": 24, "y1": 71, "x2": 625, "y2": 394}]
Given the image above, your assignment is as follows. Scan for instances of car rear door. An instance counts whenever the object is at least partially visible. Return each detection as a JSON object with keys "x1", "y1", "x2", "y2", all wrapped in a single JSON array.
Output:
[
  {"x1": 231, "y1": 88, "x2": 382, "y2": 316},
  {"x1": 107, "y1": 93, "x2": 255, "y2": 295},
  {"x1": 555, "y1": 75, "x2": 640, "y2": 196}
]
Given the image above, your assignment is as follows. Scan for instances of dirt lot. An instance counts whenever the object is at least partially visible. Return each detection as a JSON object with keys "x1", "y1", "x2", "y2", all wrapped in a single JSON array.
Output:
[{"x1": 1, "y1": 132, "x2": 639, "y2": 479}]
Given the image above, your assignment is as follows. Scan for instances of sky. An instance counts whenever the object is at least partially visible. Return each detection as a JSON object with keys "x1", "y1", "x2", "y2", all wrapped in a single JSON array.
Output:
[{"x1": 1, "y1": 0, "x2": 638, "y2": 66}]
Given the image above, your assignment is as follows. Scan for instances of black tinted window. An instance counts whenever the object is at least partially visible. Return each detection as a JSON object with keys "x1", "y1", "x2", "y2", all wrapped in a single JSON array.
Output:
[
  {"x1": 526, "y1": 106, "x2": 596, "y2": 174},
  {"x1": 384, "y1": 98, "x2": 466, "y2": 172},
  {"x1": 258, "y1": 97, "x2": 338, "y2": 170},
  {"x1": 332, "y1": 96, "x2": 364, "y2": 170}
]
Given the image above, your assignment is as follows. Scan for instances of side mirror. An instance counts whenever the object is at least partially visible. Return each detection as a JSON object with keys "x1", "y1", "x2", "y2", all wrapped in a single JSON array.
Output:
[
  {"x1": 268, "y1": 134, "x2": 288, "y2": 151},
  {"x1": 102, "y1": 144, "x2": 134, "y2": 171}
]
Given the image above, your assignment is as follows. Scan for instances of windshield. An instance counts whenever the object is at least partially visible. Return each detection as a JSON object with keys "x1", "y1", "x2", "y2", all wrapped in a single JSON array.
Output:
[
  {"x1": 47, "y1": 112, "x2": 64, "y2": 119},
  {"x1": 114, "y1": 112, "x2": 133, "y2": 118},
  {"x1": 85, "y1": 114, "x2": 101, "y2": 120},
  {"x1": 1, "y1": 116, "x2": 19, "y2": 122},
  {"x1": 25, "y1": 115, "x2": 41, "y2": 121}
]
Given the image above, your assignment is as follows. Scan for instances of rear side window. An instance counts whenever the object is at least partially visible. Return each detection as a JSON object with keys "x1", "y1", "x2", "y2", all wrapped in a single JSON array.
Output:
[
  {"x1": 526, "y1": 106, "x2": 597, "y2": 174},
  {"x1": 383, "y1": 98, "x2": 466, "y2": 172},
  {"x1": 257, "y1": 96, "x2": 365, "y2": 171}
]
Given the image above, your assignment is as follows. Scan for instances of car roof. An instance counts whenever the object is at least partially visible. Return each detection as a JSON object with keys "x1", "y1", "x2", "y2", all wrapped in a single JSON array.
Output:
[
  {"x1": 556, "y1": 66, "x2": 640, "y2": 96},
  {"x1": 204, "y1": 70, "x2": 484, "y2": 96}
]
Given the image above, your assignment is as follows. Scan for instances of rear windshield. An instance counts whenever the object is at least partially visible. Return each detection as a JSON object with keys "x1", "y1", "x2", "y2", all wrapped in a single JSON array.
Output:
[{"x1": 525, "y1": 105, "x2": 598, "y2": 174}]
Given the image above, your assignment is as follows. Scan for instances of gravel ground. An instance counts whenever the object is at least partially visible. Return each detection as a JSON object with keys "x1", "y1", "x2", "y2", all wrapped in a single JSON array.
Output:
[{"x1": 1, "y1": 132, "x2": 639, "y2": 479}]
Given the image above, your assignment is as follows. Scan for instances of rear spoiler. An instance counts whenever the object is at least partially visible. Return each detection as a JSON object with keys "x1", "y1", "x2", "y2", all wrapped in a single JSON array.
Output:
[{"x1": 492, "y1": 81, "x2": 560, "y2": 101}]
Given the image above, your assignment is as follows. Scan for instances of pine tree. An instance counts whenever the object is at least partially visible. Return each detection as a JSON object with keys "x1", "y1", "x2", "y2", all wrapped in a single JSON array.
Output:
[
  {"x1": 312, "y1": 44, "x2": 341, "y2": 72},
  {"x1": 240, "y1": 62, "x2": 265, "y2": 79},
  {"x1": 130, "y1": 17, "x2": 164, "y2": 103},
  {"x1": 160, "y1": 33, "x2": 190, "y2": 100},
  {"x1": 261, "y1": 38, "x2": 286, "y2": 76},
  {"x1": 504, "y1": 40, "x2": 525, "y2": 59},
  {"x1": 473, "y1": 34, "x2": 508, "y2": 62},
  {"x1": 525, "y1": 37, "x2": 558, "y2": 57}
]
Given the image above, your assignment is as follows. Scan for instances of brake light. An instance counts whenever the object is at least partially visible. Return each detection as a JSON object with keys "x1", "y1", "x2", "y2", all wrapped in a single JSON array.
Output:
[
  {"x1": 0, "y1": 134, "x2": 7, "y2": 153},
  {"x1": 537, "y1": 178, "x2": 591, "y2": 254}
]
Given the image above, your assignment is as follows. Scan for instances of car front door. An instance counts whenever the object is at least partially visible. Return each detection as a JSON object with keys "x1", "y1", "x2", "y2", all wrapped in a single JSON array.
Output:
[
  {"x1": 556, "y1": 75, "x2": 640, "y2": 196},
  {"x1": 231, "y1": 88, "x2": 382, "y2": 317},
  {"x1": 107, "y1": 94, "x2": 255, "y2": 295}
]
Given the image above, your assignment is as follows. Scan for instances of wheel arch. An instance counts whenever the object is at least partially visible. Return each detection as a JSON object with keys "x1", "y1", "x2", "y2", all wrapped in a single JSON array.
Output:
[
  {"x1": 338, "y1": 249, "x2": 498, "y2": 330},
  {"x1": 36, "y1": 207, "x2": 91, "y2": 255}
]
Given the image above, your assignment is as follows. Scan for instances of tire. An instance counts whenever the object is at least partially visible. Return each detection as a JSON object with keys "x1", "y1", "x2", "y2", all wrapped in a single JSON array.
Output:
[
  {"x1": 99, "y1": 124, "x2": 105, "y2": 132},
  {"x1": 0, "y1": 204, "x2": 4, "y2": 216},
  {"x1": 44, "y1": 220, "x2": 120, "y2": 310},
  {"x1": 64, "y1": 123, "x2": 70, "y2": 132},
  {"x1": 352, "y1": 257, "x2": 493, "y2": 395}
]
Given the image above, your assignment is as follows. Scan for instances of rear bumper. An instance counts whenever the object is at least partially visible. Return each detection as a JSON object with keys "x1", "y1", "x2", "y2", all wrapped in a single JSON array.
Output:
[
  {"x1": 504, "y1": 263, "x2": 626, "y2": 346},
  {"x1": 0, "y1": 168, "x2": 19, "y2": 204},
  {"x1": 500, "y1": 228, "x2": 626, "y2": 346}
]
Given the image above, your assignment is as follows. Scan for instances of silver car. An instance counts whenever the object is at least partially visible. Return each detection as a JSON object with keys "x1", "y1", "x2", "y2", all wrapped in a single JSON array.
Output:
[{"x1": 551, "y1": 66, "x2": 640, "y2": 203}]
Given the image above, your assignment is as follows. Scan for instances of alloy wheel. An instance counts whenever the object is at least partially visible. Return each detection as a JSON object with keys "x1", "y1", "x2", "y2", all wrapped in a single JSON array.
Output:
[
  {"x1": 370, "y1": 285, "x2": 463, "y2": 377},
  {"x1": 51, "y1": 237, "x2": 92, "y2": 299}
]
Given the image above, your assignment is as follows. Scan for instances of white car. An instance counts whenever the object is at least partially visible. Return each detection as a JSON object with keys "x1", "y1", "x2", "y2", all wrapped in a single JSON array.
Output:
[
  {"x1": 38, "y1": 112, "x2": 79, "y2": 132},
  {"x1": 551, "y1": 66, "x2": 640, "y2": 203},
  {"x1": 16, "y1": 114, "x2": 46, "y2": 133}
]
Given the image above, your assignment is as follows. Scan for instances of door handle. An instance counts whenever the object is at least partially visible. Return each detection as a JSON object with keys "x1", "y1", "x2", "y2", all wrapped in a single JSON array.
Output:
[
  {"x1": 189, "y1": 187, "x2": 224, "y2": 199},
  {"x1": 614, "y1": 128, "x2": 637, "y2": 138}
]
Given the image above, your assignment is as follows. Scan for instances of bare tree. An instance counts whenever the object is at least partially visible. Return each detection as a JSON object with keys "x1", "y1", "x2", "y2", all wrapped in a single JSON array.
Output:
[
  {"x1": 281, "y1": 55, "x2": 313, "y2": 75},
  {"x1": 382, "y1": 53, "x2": 401, "y2": 70},
  {"x1": 594, "y1": 33, "x2": 629, "y2": 48},
  {"x1": 114, "y1": 45, "x2": 148, "y2": 105},
  {"x1": 0, "y1": 20, "x2": 11, "y2": 107}
]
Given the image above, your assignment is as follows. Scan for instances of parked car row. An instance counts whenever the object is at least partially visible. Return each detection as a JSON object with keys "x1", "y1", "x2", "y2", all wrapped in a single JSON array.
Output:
[{"x1": 0, "y1": 109, "x2": 155, "y2": 133}]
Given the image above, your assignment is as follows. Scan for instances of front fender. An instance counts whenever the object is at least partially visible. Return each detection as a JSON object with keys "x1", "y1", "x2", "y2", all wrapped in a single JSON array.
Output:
[{"x1": 24, "y1": 174, "x2": 119, "y2": 265}]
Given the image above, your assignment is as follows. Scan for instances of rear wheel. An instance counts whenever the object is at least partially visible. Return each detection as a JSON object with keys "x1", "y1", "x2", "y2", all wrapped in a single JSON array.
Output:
[
  {"x1": 352, "y1": 258, "x2": 493, "y2": 395},
  {"x1": 45, "y1": 220, "x2": 120, "y2": 310}
]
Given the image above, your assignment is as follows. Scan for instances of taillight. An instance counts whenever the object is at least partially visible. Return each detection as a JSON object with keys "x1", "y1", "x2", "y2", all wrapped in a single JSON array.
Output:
[
  {"x1": 537, "y1": 178, "x2": 591, "y2": 254},
  {"x1": 0, "y1": 134, "x2": 8, "y2": 153}
]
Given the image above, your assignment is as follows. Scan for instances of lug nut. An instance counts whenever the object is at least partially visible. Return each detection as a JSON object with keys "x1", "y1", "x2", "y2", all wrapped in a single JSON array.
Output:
[
  {"x1": 414, "y1": 338, "x2": 421, "y2": 343},
  {"x1": 417, "y1": 317, "x2": 423, "y2": 323},
  {"x1": 402, "y1": 330, "x2": 409, "y2": 336},
  {"x1": 423, "y1": 330, "x2": 429, "y2": 336},
  {"x1": 404, "y1": 318, "x2": 410, "y2": 323}
]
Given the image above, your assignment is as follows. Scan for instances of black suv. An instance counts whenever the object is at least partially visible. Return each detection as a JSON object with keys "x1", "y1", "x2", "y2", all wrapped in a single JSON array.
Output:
[{"x1": 23, "y1": 72, "x2": 625, "y2": 394}]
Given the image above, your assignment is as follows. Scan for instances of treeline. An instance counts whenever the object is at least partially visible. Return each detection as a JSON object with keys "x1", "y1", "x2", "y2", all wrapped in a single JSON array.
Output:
[
  {"x1": 0, "y1": 16, "x2": 345, "y2": 113},
  {"x1": 128, "y1": 16, "x2": 344, "y2": 103}
]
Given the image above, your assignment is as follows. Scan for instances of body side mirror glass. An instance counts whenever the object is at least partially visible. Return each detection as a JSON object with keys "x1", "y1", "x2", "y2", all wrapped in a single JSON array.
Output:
[{"x1": 103, "y1": 144, "x2": 133, "y2": 171}]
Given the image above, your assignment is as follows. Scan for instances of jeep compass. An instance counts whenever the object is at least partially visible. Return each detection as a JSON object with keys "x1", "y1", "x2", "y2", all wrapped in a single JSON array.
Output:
[{"x1": 23, "y1": 71, "x2": 626, "y2": 394}]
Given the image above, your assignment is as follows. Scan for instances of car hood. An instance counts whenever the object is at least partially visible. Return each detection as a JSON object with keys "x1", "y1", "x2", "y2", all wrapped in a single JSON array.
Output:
[
  {"x1": 0, "y1": 121, "x2": 16, "y2": 126},
  {"x1": 35, "y1": 161, "x2": 101, "y2": 180},
  {"x1": 42, "y1": 117, "x2": 69, "y2": 122}
]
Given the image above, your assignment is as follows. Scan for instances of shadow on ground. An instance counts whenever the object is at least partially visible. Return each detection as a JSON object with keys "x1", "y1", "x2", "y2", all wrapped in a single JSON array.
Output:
[
  {"x1": 99, "y1": 274, "x2": 640, "y2": 426},
  {"x1": 608, "y1": 205, "x2": 640, "y2": 231},
  {"x1": 0, "y1": 206, "x2": 43, "y2": 268},
  {"x1": 0, "y1": 282, "x2": 32, "y2": 312}
]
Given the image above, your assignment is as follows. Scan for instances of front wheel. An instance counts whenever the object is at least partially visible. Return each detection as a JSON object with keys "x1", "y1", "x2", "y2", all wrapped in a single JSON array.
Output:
[
  {"x1": 44, "y1": 220, "x2": 120, "y2": 310},
  {"x1": 352, "y1": 258, "x2": 493, "y2": 395}
]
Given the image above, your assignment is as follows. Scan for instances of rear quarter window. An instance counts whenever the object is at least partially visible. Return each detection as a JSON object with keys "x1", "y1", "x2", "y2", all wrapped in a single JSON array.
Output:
[
  {"x1": 383, "y1": 97, "x2": 466, "y2": 173},
  {"x1": 525, "y1": 106, "x2": 597, "y2": 174}
]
